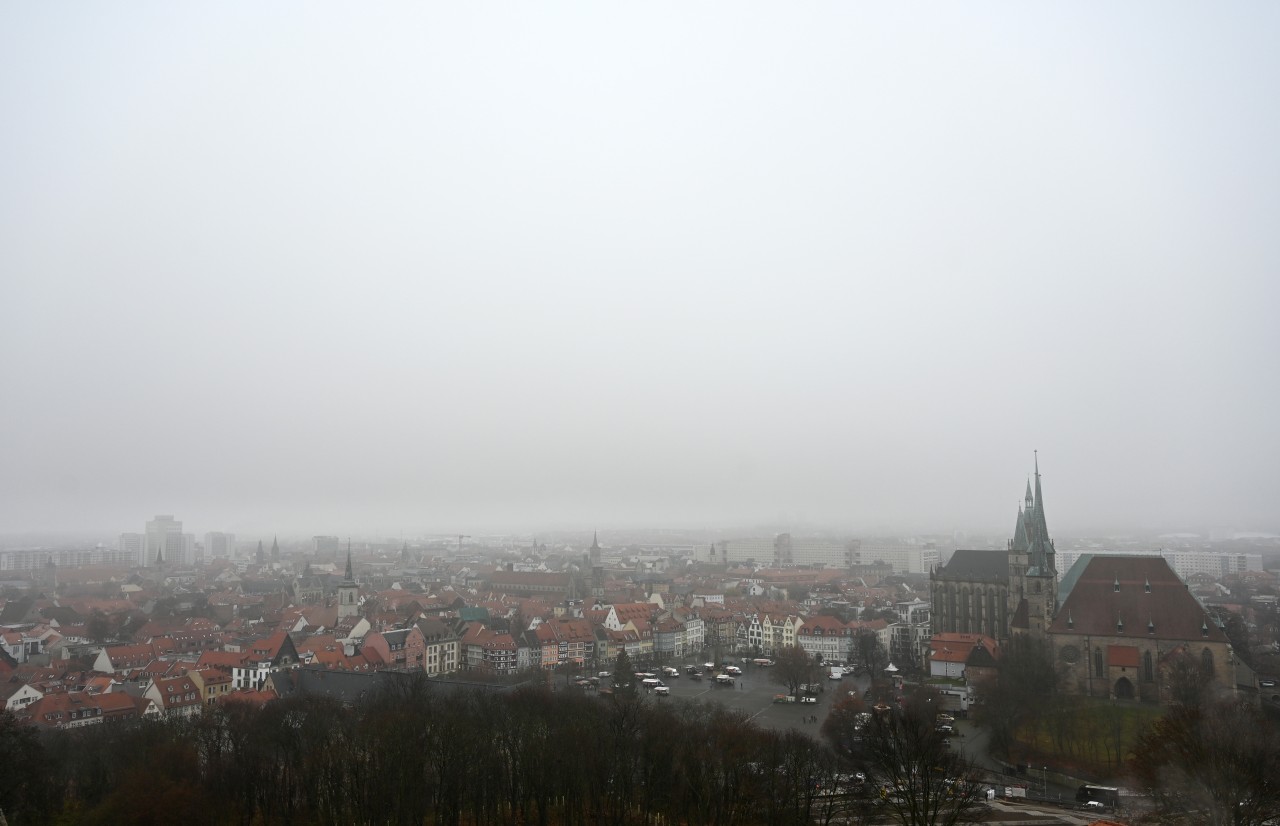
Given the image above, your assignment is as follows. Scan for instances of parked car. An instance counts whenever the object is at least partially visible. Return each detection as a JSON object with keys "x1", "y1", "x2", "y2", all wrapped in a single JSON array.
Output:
[
  {"x1": 653, "y1": 686, "x2": 670, "y2": 696},
  {"x1": 725, "y1": 665, "x2": 742, "y2": 676}
]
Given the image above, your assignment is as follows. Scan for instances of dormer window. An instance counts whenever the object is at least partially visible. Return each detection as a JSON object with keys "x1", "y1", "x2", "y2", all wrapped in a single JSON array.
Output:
[
  {"x1": 1202, "y1": 619, "x2": 1210, "y2": 637},
  {"x1": 1144, "y1": 578, "x2": 1151, "y2": 593},
  {"x1": 1066, "y1": 612, "x2": 1074, "y2": 630},
  {"x1": 1114, "y1": 577, "x2": 1120, "y2": 592},
  {"x1": 1147, "y1": 619, "x2": 1155, "y2": 635},
  {"x1": 1117, "y1": 614, "x2": 1124, "y2": 633}
]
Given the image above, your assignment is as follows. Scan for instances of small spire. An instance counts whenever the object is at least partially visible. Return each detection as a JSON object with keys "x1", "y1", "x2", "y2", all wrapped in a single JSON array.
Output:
[{"x1": 344, "y1": 540, "x2": 354, "y2": 582}]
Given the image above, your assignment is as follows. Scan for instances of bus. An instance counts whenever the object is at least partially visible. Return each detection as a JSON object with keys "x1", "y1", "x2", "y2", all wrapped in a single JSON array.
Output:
[{"x1": 1075, "y1": 785, "x2": 1119, "y2": 807}]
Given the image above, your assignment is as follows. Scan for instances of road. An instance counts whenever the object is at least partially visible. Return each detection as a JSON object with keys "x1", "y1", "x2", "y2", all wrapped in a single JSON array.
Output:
[
  {"x1": 638, "y1": 663, "x2": 1121, "y2": 824},
  {"x1": 642, "y1": 658, "x2": 872, "y2": 734}
]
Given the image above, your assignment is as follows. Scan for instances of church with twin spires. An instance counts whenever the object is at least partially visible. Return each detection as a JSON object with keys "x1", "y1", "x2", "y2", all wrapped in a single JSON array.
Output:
[
  {"x1": 930, "y1": 455, "x2": 1058, "y2": 644},
  {"x1": 931, "y1": 456, "x2": 1239, "y2": 703}
]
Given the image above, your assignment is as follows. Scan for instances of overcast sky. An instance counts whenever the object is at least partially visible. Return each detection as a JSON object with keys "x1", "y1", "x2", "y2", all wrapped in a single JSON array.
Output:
[{"x1": 2, "y1": 3, "x2": 1278, "y2": 540}]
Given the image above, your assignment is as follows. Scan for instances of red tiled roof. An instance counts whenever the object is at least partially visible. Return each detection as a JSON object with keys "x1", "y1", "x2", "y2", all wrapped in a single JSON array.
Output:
[
  {"x1": 1107, "y1": 645, "x2": 1140, "y2": 668},
  {"x1": 1050, "y1": 556, "x2": 1230, "y2": 643}
]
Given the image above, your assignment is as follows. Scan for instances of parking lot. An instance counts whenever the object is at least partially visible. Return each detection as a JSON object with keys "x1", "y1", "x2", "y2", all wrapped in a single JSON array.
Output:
[{"x1": 637, "y1": 658, "x2": 871, "y2": 733}]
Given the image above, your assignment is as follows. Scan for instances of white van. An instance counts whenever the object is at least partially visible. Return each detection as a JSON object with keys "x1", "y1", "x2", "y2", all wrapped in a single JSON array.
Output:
[{"x1": 828, "y1": 666, "x2": 843, "y2": 680}]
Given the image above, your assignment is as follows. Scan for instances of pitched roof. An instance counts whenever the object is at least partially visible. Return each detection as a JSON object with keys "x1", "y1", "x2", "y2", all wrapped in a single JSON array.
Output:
[
  {"x1": 937, "y1": 550, "x2": 1009, "y2": 581},
  {"x1": 1107, "y1": 645, "x2": 1140, "y2": 668},
  {"x1": 1049, "y1": 556, "x2": 1230, "y2": 643}
]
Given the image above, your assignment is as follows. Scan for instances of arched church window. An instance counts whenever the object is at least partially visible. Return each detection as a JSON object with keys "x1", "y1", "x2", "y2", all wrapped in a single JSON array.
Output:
[
  {"x1": 1143, "y1": 650, "x2": 1153, "y2": 682},
  {"x1": 1094, "y1": 648, "x2": 1104, "y2": 677},
  {"x1": 1201, "y1": 648, "x2": 1215, "y2": 678}
]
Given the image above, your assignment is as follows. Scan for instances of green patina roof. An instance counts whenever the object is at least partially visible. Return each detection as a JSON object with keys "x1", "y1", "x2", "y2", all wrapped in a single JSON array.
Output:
[{"x1": 1057, "y1": 553, "x2": 1093, "y2": 605}]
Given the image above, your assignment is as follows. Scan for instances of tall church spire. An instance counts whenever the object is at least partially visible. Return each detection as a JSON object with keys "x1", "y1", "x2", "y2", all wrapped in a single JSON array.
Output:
[
  {"x1": 271, "y1": 535, "x2": 280, "y2": 562},
  {"x1": 1033, "y1": 451, "x2": 1044, "y2": 521},
  {"x1": 337, "y1": 539, "x2": 359, "y2": 619}
]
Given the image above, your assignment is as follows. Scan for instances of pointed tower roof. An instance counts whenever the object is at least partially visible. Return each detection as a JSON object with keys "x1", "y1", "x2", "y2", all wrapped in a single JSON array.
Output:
[
  {"x1": 271, "y1": 536, "x2": 280, "y2": 560},
  {"x1": 343, "y1": 541, "x2": 354, "y2": 583},
  {"x1": 590, "y1": 531, "x2": 600, "y2": 551},
  {"x1": 1028, "y1": 452, "x2": 1054, "y2": 572},
  {"x1": 1032, "y1": 452, "x2": 1047, "y2": 531},
  {"x1": 1011, "y1": 506, "x2": 1030, "y2": 553}
]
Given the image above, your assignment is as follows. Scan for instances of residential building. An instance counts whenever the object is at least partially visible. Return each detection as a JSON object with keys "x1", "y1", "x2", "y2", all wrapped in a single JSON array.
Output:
[
  {"x1": 144, "y1": 515, "x2": 184, "y2": 567},
  {"x1": 796, "y1": 615, "x2": 854, "y2": 662},
  {"x1": 203, "y1": 532, "x2": 236, "y2": 561},
  {"x1": 145, "y1": 675, "x2": 203, "y2": 719}
]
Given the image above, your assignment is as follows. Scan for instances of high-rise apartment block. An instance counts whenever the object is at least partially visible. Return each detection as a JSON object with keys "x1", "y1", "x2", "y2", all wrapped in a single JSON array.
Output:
[
  {"x1": 204, "y1": 532, "x2": 237, "y2": 561},
  {"x1": 144, "y1": 515, "x2": 184, "y2": 567}
]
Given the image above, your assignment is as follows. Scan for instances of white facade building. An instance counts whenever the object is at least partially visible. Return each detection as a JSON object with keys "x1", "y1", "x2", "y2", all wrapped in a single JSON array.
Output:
[
  {"x1": 1057, "y1": 549, "x2": 1263, "y2": 582},
  {"x1": 144, "y1": 515, "x2": 184, "y2": 567},
  {"x1": 851, "y1": 542, "x2": 941, "y2": 574},
  {"x1": 203, "y1": 532, "x2": 236, "y2": 561}
]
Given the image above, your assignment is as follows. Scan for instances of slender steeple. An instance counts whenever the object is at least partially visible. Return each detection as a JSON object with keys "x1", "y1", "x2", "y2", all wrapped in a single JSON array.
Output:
[
  {"x1": 337, "y1": 539, "x2": 359, "y2": 619},
  {"x1": 271, "y1": 535, "x2": 280, "y2": 562},
  {"x1": 256, "y1": 540, "x2": 264, "y2": 565},
  {"x1": 1011, "y1": 505, "x2": 1030, "y2": 552},
  {"x1": 1033, "y1": 451, "x2": 1046, "y2": 531}
]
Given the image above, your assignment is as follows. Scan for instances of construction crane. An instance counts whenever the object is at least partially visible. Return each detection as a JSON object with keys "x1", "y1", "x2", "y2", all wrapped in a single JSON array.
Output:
[{"x1": 457, "y1": 534, "x2": 470, "y2": 554}]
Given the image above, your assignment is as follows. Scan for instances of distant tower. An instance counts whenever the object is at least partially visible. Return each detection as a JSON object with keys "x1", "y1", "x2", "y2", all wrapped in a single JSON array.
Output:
[
  {"x1": 337, "y1": 541, "x2": 359, "y2": 619},
  {"x1": 256, "y1": 541, "x2": 264, "y2": 565},
  {"x1": 271, "y1": 536, "x2": 280, "y2": 563},
  {"x1": 590, "y1": 531, "x2": 605, "y2": 599}
]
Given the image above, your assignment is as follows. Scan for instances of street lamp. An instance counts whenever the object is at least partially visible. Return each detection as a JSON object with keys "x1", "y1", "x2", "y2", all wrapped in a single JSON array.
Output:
[{"x1": 1041, "y1": 766, "x2": 1047, "y2": 797}]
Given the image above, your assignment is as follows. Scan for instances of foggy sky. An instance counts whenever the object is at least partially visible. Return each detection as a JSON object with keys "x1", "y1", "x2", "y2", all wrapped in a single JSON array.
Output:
[{"x1": 2, "y1": 4, "x2": 1278, "y2": 539}]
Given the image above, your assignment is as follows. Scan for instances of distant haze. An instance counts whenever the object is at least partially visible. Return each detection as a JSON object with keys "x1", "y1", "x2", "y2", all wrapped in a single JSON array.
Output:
[{"x1": 2, "y1": 4, "x2": 1278, "y2": 539}]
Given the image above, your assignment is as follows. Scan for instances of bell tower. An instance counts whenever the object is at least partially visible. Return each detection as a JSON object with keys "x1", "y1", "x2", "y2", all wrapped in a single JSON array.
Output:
[{"x1": 337, "y1": 541, "x2": 360, "y2": 619}]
